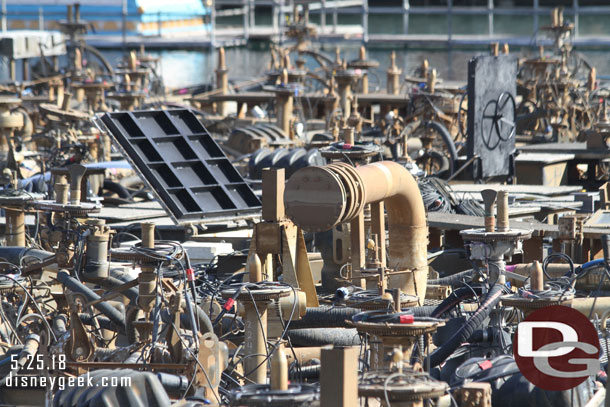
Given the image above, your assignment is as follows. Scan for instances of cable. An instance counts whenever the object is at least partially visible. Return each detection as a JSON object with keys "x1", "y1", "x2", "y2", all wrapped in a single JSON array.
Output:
[{"x1": 542, "y1": 252, "x2": 575, "y2": 280}]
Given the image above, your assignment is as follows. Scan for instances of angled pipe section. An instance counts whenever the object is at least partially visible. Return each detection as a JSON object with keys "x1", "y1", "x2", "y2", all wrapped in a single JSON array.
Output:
[{"x1": 284, "y1": 161, "x2": 428, "y2": 299}]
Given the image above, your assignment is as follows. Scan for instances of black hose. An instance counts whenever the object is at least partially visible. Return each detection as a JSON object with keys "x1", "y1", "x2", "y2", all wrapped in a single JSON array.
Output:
[
  {"x1": 78, "y1": 313, "x2": 115, "y2": 331},
  {"x1": 287, "y1": 328, "x2": 361, "y2": 347},
  {"x1": 409, "y1": 306, "x2": 438, "y2": 317},
  {"x1": 430, "y1": 285, "x2": 484, "y2": 318},
  {"x1": 97, "y1": 275, "x2": 139, "y2": 304},
  {"x1": 102, "y1": 180, "x2": 131, "y2": 199},
  {"x1": 0, "y1": 247, "x2": 54, "y2": 265},
  {"x1": 57, "y1": 271, "x2": 126, "y2": 331},
  {"x1": 425, "y1": 121, "x2": 458, "y2": 175},
  {"x1": 290, "y1": 364, "x2": 320, "y2": 380},
  {"x1": 288, "y1": 306, "x2": 361, "y2": 329},
  {"x1": 426, "y1": 284, "x2": 504, "y2": 368},
  {"x1": 428, "y1": 269, "x2": 474, "y2": 286},
  {"x1": 188, "y1": 306, "x2": 213, "y2": 335}
]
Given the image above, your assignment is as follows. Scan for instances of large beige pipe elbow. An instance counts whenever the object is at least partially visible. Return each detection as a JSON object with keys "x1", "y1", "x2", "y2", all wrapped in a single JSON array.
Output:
[{"x1": 284, "y1": 161, "x2": 428, "y2": 299}]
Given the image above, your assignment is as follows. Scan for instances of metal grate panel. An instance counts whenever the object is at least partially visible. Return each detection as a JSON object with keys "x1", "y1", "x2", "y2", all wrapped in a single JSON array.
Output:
[{"x1": 100, "y1": 109, "x2": 260, "y2": 224}]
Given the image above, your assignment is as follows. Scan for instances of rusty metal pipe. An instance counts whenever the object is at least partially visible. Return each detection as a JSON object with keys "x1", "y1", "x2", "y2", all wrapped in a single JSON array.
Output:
[
  {"x1": 55, "y1": 183, "x2": 69, "y2": 204},
  {"x1": 61, "y1": 92, "x2": 72, "y2": 111},
  {"x1": 356, "y1": 162, "x2": 427, "y2": 298},
  {"x1": 138, "y1": 222, "x2": 156, "y2": 313},
  {"x1": 141, "y1": 222, "x2": 155, "y2": 249},
  {"x1": 386, "y1": 52, "x2": 401, "y2": 95},
  {"x1": 497, "y1": 190, "x2": 509, "y2": 232},
  {"x1": 285, "y1": 161, "x2": 428, "y2": 299},
  {"x1": 530, "y1": 260, "x2": 544, "y2": 291},
  {"x1": 68, "y1": 164, "x2": 86, "y2": 205},
  {"x1": 243, "y1": 301, "x2": 268, "y2": 384},
  {"x1": 215, "y1": 47, "x2": 229, "y2": 116},
  {"x1": 270, "y1": 344, "x2": 288, "y2": 391},
  {"x1": 481, "y1": 189, "x2": 497, "y2": 233},
  {"x1": 275, "y1": 69, "x2": 293, "y2": 137},
  {"x1": 5, "y1": 208, "x2": 25, "y2": 247}
]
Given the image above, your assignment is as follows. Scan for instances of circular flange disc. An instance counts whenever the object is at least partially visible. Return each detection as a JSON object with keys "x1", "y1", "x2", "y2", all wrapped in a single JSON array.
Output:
[{"x1": 285, "y1": 166, "x2": 347, "y2": 233}]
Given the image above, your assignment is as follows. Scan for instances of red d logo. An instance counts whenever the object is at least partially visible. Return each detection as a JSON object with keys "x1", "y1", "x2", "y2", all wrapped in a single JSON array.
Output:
[{"x1": 514, "y1": 305, "x2": 600, "y2": 391}]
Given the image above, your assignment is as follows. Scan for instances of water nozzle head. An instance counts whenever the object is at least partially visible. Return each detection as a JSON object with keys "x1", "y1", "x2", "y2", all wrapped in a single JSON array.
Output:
[
  {"x1": 68, "y1": 164, "x2": 87, "y2": 205},
  {"x1": 247, "y1": 252, "x2": 262, "y2": 283},
  {"x1": 481, "y1": 189, "x2": 498, "y2": 232},
  {"x1": 140, "y1": 222, "x2": 156, "y2": 249}
]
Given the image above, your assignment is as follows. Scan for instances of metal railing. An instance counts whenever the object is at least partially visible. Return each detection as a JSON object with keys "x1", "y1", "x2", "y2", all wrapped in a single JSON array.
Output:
[
  {"x1": 3, "y1": 1, "x2": 610, "y2": 47},
  {"x1": 212, "y1": 0, "x2": 610, "y2": 45}
]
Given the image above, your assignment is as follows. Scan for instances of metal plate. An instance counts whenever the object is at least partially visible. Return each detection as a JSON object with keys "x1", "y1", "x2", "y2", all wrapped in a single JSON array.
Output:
[
  {"x1": 100, "y1": 109, "x2": 260, "y2": 224},
  {"x1": 467, "y1": 55, "x2": 517, "y2": 179}
]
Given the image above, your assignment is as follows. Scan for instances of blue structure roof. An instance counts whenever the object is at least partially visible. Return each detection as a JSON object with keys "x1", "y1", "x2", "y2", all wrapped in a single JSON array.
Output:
[{"x1": 6, "y1": 0, "x2": 210, "y2": 34}]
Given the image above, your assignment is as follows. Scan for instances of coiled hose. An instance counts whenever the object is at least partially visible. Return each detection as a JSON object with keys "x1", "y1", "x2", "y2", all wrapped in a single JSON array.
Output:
[
  {"x1": 287, "y1": 328, "x2": 361, "y2": 347},
  {"x1": 430, "y1": 285, "x2": 484, "y2": 317},
  {"x1": 425, "y1": 284, "x2": 505, "y2": 368},
  {"x1": 289, "y1": 306, "x2": 361, "y2": 329},
  {"x1": 289, "y1": 305, "x2": 441, "y2": 329},
  {"x1": 425, "y1": 121, "x2": 458, "y2": 176}
]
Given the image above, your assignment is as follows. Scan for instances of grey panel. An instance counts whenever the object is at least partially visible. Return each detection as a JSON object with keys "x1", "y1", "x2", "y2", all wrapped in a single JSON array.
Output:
[
  {"x1": 467, "y1": 55, "x2": 517, "y2": 180},
  {"x1": 100, "y1": 109, "x2": 260, "y2": 224}
]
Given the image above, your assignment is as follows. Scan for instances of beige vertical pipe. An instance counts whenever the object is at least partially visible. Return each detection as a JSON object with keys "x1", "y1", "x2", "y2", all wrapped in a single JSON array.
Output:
[
  {"x1": 359, "y1": 46, "x2": 369, "y2": 94},
  {"x1": 497, "y1": 190, "x2": 509, "y2": 232},
  {"x1": 386, "y1": 52, "x2": 401, "y2": 95},
  {"x1": 551, "y1": 8, "x2": 559, "y2": 27},
  {"x1": 247, "y1": 252, "x2": 262, "y2": 283},
  {"x1": 370, "y1": 201, "x2": 386, "y2": 268},
  {"x1": 62, "y1": 92, "x2": 72, "y2": 111},
  {"x1": 55, "y1": 183, "x2": 69, "y2": 205},
  {"x1": 481, "y1": 189, "x2": 497, "y2": 233},
  {"x1": 530, "y1": 260, "x2": 544, "y2": 291},
  {"x1": 421, "y1": 59, "x2": 429, "y2": 80},
  {"x1": 336, "y1": 74, "x2": 353, "y2": 119},
  {"x1": 270, "y1": 344, "x2": 288, "y2": 390},
  {"x1": 68, "y1": 164, "x2": 86, "y2": 205},
  {"x1": 243, "y1": 302, "x2": 268, "y2": 384},
  {"x1": 215, "y1": 47, "x2": 229, "y2": 116},
  {"x1": 128, "y1": 51, "x2": 137, "y2": 71},
  {"x1": 243, "y1": 250, "x2": 267, "y2": 383},
  {"x1": 141, "y1": 222, "x2": 155, "y2": 249},
  {"x1": 5, "y1": 209, "x2": 25, "y2": 247},
  {"x1": 490, "y1": 42, "x2": 499, "y2": 56},
  {"x1": 427, "y1": 69, "x2": 437, "y2": 94},
  {"x1": 588, "y1": 67, "x2": 597, "y2": 92},
  {"x1": 276, "y1": 69, "x2": 294, "y2": 137},
  {"x1": 343, "y1": 127, "x2": 354, "y2": 145},
  {"x1": 138, "y1": 222, "x2": 157, "y2": 314}
]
